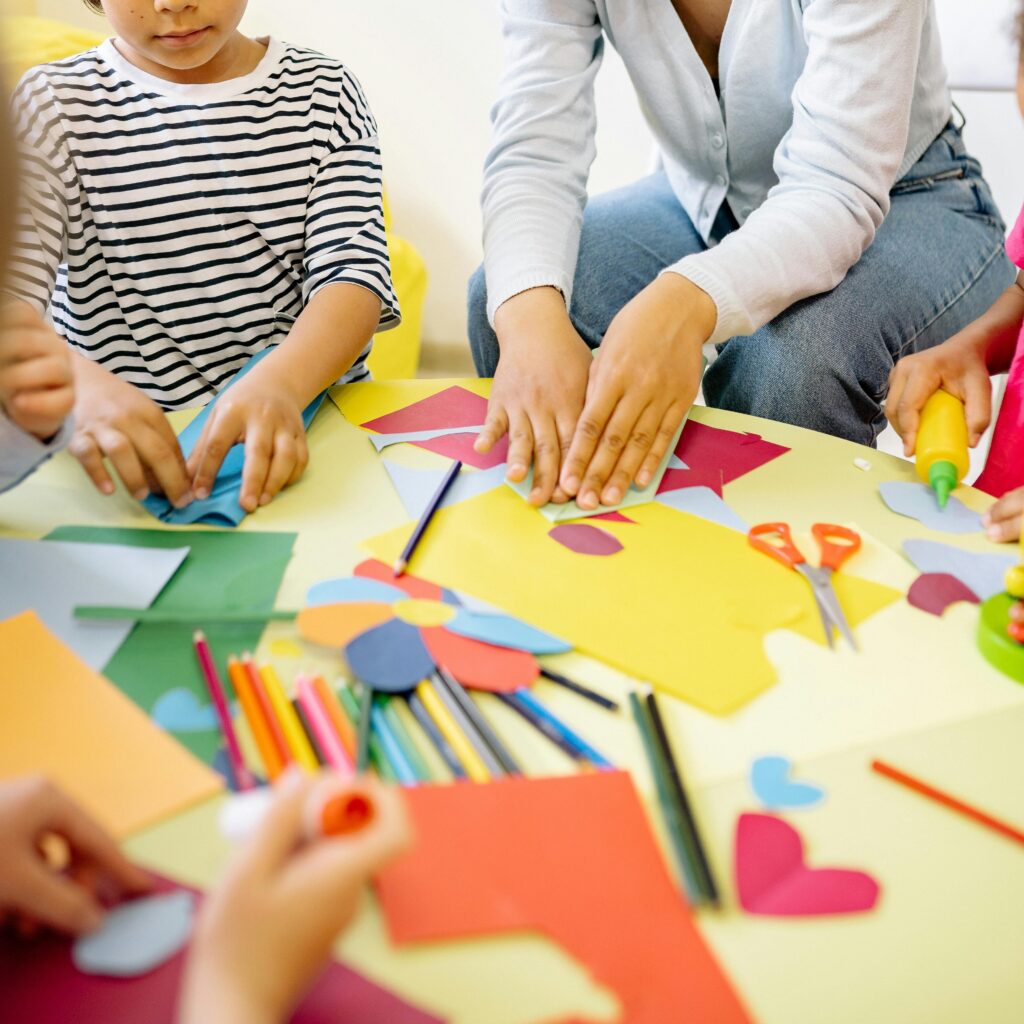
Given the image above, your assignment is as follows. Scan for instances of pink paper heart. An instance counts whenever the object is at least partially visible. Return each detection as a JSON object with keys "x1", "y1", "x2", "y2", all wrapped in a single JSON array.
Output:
[{"x1": 735, "y1": 813, "x2": 880, "y2": 916}]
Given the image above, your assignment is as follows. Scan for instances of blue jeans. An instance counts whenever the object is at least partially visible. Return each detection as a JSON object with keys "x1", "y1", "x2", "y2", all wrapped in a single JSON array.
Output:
[{"x1": 467, "y1": 123, "x2": 1014, "y2": 445}]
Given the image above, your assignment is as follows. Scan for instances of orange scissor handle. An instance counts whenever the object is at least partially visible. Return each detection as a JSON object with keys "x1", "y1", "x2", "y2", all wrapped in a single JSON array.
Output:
[
  {"x1": 811, "y1": 523, "x2": 862, "y2": 572},
  {"x1": 748, "y1": 522, "x2": 806, "y2": 570}
]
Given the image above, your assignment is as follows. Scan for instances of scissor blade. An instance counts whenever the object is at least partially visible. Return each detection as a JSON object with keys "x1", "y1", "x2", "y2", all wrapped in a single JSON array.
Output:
[
  {"x1": 798, "y1": 565, "x2": 835, "y2": 649},
  {"x1": 812, "y1": 571, "x2": 859, "y2": 652}
]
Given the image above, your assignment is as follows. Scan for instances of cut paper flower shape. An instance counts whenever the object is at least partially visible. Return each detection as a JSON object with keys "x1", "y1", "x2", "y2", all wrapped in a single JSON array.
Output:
[
  {"x1": 297, "y1": 559, "x2": 571, "y2": 693},
  {"x1": 549, "y1": 523, "x2": 624, "y2": 556}
]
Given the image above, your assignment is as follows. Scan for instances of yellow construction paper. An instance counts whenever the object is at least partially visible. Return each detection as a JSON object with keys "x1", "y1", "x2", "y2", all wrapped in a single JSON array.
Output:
[
  {"x1": 364, "y1": 487, "x2": 900, "y2": 715},
  {"x1": 0, "y1": 611, "x2": 222, "y2": 837}
]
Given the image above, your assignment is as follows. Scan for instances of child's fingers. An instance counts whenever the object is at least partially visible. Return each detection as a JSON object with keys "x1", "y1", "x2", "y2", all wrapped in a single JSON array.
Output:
[
  {"x1": 190, "y1": 409, "x2": 244, "y2": 502},
  {"x1": 133, "y1": 423, "x2": 192, "y2": 507},
  {"x1": 260, "y1": 430, "x2": 298, "y2": 505},
  {"x1": 474, "y1": 404, "x2": 508, "y2": 455},
  {"x1": 983, "y1": 489, "x2": 1024, "y2": 543},
  {"x1": 231, "y1": 769, "x2": 311, "y2": 882},
  {"x1": 0, "y1": 353, "x2": 72, "y2": 392},
  {"x1": 287, "y1": 433, "x2": 310, "y2": 486},
  {"x1": 10, "y1": 862, "x2": 105, "y2": 935},
  {"x1": 11, "y1": 384, "x2": 75, "y2": 423},
  {"x1": 962, "y1": 369, "x2": 993, "y2": 448},
  {"x1": 92, "y1": 426, "x2": 154, "y2": 501},
  {"x1": 504, "y1": 409, "x2": 534, "y2": 484},
  {"x1": 239, "y1": 418, "x2": 275, "y2": 512},
  {"x1": 68, "y1": 431, "x2": 116, "y2": 496},
  {"x1": 890, "y1": 372, "x2": 936, "y2": 458}
]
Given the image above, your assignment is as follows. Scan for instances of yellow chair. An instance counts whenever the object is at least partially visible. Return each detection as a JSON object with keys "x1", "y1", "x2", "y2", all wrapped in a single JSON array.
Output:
[{"x1": 1, "y1": 16, "x2": 427, "y2": 379}]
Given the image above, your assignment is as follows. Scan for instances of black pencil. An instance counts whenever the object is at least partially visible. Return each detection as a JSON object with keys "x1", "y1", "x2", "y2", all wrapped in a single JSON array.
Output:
[
  {"x1": 291, "y1": 698, "x2": 327, "y2": 766},
  {"x1": 497, "y1": 692, "x2": 586, "y2": 763},
  {"x1": 434, "y1": 669, "x2": 521, "y2": 776},
  {"x1": 405, "y1": 691, "x2": 467, "y2": 779},
  {"x1": 356, "y1": 685, "x2": 373, "y2": 772},
  {"x1": 393, "y1": 460, "x2": 462, "y2": 576},
  {"x1": 539, "y1": 667, "x2": 619, "y2": 711}
]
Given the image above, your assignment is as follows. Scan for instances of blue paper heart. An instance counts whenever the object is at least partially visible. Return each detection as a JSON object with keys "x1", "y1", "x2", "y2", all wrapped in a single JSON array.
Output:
[
  {"x1": 750, "y1": 756, "x2": 825, "y2": 810},
  {"x1": 151, "y1": 688, "x2": 220, "y2": 733}
]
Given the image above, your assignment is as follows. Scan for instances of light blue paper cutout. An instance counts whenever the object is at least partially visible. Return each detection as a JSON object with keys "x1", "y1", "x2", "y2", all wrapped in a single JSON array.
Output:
[
  {"x1": 903, "y1": 539, "x2": 1015, "y2": 601},
  {"x1": 73, "y1": 891, "x2": 195, "y2": 977},
  {"x1": 307, "y1": 577, "x2": 407, "y2": 607},
  {"x1": 447, "y1": 608, "x2": 571, "y2": 654},
  {"x1": 656, "y1": 486, "x2": 748, "y2": 533},
  {"x1": 151, "y1": 688, "x2": 220, "y2": 733},
  {"x1": 367, "y1": 425, "x2": 483, "y2": 452},
  {"x1": 345, "y1": 618, "x2": 435, "y2": 691},
  {"x1": 382, "y1": 460, "x2": 508, "y2": 519},
  {"x1": 667, "y1": 455, "x2": 689, "y2": 470},
  {"x1": 144, "y1": 347, "x2": 327, "y2": 527},
  {"x1": 750, "y1": 755, "x2": 825, "y2": 810},
  {"x1": 879, "y1": 481, "x2": 982, "y2": 534}
]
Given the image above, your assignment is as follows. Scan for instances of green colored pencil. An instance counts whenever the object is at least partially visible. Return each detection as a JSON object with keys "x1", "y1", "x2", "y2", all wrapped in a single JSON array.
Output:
[
  {"x1": 337, "y1": 683, "x2": 395, "y2": 782},
  {"x1": 379, "y1": 695, "x2": 432, "y2": 782}
]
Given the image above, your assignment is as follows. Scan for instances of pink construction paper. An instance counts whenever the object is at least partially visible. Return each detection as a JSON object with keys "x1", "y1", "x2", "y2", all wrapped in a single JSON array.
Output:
[
  {"x1": 735, "y1": 813, "x2": 880, "y2": 916},
  {"x1": 907, "y1": 572, "x2": 981, "y2": 617},
  {"x1": 548, "y1": 523, "x2": 624, "y2": 556},
  {"x1": 657, "y1": 466, "x2": 725, "y2": 497},
  {"x1": 415, "y1": 431, "x2": 509, "y2": 469},
  {"x1": 590, "y1": 511, "x2": 635, "y2": 524},
  {"x1": 674, "y1": 422, "x2": 789, "y2": 487}
]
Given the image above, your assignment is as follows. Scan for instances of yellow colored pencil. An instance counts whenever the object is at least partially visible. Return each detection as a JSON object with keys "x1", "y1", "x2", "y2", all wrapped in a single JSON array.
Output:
[
  {"x1": 259, "y1": 664, "x2": 319, "y2": 772},
  {"x1": 415, "y1": 679, "x2": 490, "y2": 783}
]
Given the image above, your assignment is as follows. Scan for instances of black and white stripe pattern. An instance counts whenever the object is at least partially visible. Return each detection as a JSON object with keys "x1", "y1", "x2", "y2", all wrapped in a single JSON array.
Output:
[{"x1": 8, "y1": 38, "x2": 399, "y2": 410}]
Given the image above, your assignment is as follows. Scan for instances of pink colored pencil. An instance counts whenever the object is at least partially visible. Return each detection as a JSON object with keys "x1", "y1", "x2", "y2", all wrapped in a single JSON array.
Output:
[
  {"x1": 193, "y1": 631, "x2": 255, "y2": 791},
  {"x1": 297, "y1": 674, "x2": 355, "y2": 776}
]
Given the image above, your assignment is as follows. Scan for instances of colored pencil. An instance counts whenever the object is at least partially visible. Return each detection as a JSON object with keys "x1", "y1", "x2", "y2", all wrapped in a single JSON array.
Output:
[
  {"x1": 872, "y1": 759, "x2": 1024, "y2": 847},
  {"x1": 393, "y1": 459, "x2": 463, "y2": 576},
  {"x1": 292, "y1": 697, "x2": 327, "y2": 766},
  {"x1": 193, "y1": 632, "x2": 255, "y2": 791},
  {"x1": 297, "y1": 676, "x2": 355, "y2": 775},
  {"x1": 243, "y1": 656, "x2": 293, "y2": 770},
  {"x1": 435, "y1": 670, "x2": 521, "y2": 775},
  {"x1": 630, "y1": 691, "x2": 707, "y2": 906},
  {"x1": 513, "y1": 689, "x2": 614, "y2": 769},
  {"x1": 405, "y1": 691, "x2": 467, "y2": 779},
  {"x1": 311, "y1": 675, "x2": 358, "y2": 758},
  {"x1": 337, "y1": 683, "x2": 396, "y2": 782},
  {"x1": 539, "y1": 667, "x2": 619, "y2": 711},
  {"x1": 356, "y1": 685, "x2": 374, "y2": 772},
  {"x1": 415, "y1": 679, "x2": 490, "y2": 783},
  {"x1": 76, "y1": 606, "x2": 297, "y2": 623},
  {"x1": 644, "y1": 688, "x2": 719, "y2": 906},
  {"x1": 430, "y1": 672, "x2": 505, "y2": 777},
  {"x1": 379, "y1": 696, "x2": 432, "y2": 782},
  {"x1": 258, "y1": 664, "x2": 319, "y2": 772},
  {"x1": 369, "y1": 698, "x2": 419, "y2": 785},
  {"x1": 497, "y1": 692, "x2": 586, "y2": 763},
  {"x1": 227, "y1": 656, "x2": 283, "y2": 780}
]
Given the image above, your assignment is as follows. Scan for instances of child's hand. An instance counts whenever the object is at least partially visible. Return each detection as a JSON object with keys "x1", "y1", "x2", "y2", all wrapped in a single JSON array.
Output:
[
  {"x1": 69, "y1": 355, "x2": 193, "y2": 506},
  {"x1": 982, "y1": 486, "x2": 1024, "y2": 543},
  {"x1": 187, "y1": 379, "x2": 309, "y2": 513},
  {"x1": 0, "y1": 776, "x2": 152, "y2": 936},
  {"x1": 886, "y1": 333, "x2": 992, "y2": 456},
  {"x1": 0, "y1": 303, "x2": 74, "y2": 441},
  {"x1": 180, "y1": 772, "x2": 411, "y2": 1024}
]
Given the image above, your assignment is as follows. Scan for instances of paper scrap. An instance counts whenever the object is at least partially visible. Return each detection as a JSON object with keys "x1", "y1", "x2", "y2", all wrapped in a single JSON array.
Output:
[
  {"x1": 446, "y1": 608, "x2": 571, "y2": 654},
  {"x1": 308, "y1": 576, "x2": 406, "y2": 607},
  {"x1": 907, "y1": 573, "x2": 982, "y2": 617},
  {"x1": 150, "y1": 688, "x2": 220, "y2": 733},
  {"x1": 657, "y1": 466, "x2": 725, "y2": 497},
  {"x1": 73, "y1": 892, "x2": 195, "y2": 978},
  {"x1": 345, "y1": 617, "x2": 436, "y2": 692},
  {"x1": 879, "y1": 481, "x2": 982, "y2": 534},
  {"x1": 362, "y1": 384, "x2": 488, "y2": 434},
  {"x1": 548, "y1": 523, "x2": 624, "y2": 556},
  {"x1": 657, "y1": 486, "x2": 748, "y2": 533},
  {"x1": 674, "y1": 421, "x2": 790, "y2": 487},
  {"x1": 366, "y1": 425, "x2": 481, "y2": 453},
  {"x1": 903, "y1": 539, "x2": 1015, "y2": 601},
  {"x1": 421, "y1": 626, "x2": 539, "y2": 692},
  {"x1": 750, "y1": 756, "x2": 825, "y2": 810},
  {"x1": 382, "y1": 460, "x2": 507, "y2": 520},
  {"x1": 853, "y1": 458, "x2": 872, "y2": 472}
]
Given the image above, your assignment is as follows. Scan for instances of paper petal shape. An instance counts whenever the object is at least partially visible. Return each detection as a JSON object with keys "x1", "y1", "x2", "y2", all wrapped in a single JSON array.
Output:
[
  {"x1": 903, "y1": 540, "x2": 1015, "y2": 601},
  {"x1": 354, "y1": 558, "x2": 448, "y2": 602},
  {"x1": 906, "y1": 572, "x2": 981, "y2": 616},
  {"x1": 656, "y1": 486, "x2": 748, "y2": 533},
  {"x1": 345, "y1": 618, "x2": 436, "y2": 692},
  {"x1": 548, "y1": 523, "x2": 624, "y2": 556},
  {"x1": 735, "y1": 813, "x2": 880, "y2": 916},
  {"x1": 73, "y1": 892, "x2": 195, "y2": 977},
  {"x1": 297, "y1": 601, "x2": 394, "y2": 649},
  {"x1": 150, "y1": 688, "x2": 219, "y2": 734},
  {"x1": 421, "y1": 626, "x2": 539, "y2": 692},
  {"x1": 750, "y1": 756, "x2": 825, "y2": 810},
  {"x1": 879, "y1": 481, "x2": 982, "y2": 534},
  {"x1": 306, "y1": 576, "x2": 407, "y2": 607},
  {"x1": 447, "y1": 609, "x2": 572, "y2": 654}
]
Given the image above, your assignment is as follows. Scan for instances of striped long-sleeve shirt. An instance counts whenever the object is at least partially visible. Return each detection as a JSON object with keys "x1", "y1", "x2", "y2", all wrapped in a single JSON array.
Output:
[{"x1": 8, "y1": 37, "x2": 400, "y2": 410}]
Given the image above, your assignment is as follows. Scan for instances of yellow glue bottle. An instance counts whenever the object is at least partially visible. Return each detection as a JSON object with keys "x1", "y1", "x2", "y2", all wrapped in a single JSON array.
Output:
[{"x1": 915, "y1": 390, "x2": 969, "y2": 508}]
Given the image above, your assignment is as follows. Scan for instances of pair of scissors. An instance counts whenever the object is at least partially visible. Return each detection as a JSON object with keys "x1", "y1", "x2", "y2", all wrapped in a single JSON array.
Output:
[{"x1": 747, "y1": 523, "x2": 862, "y2": 651}]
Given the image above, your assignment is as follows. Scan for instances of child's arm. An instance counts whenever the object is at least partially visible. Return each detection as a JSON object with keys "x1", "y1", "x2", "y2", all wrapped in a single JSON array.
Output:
[
  {"x1": 179, "y1": 772, "x2": 411, "y2": 1024},
  {"x1": 887, "y1": 273, "x2": 1024, "y2": 455}
]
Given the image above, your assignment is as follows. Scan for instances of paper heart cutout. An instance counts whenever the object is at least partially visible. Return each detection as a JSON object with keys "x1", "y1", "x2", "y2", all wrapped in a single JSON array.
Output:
[
  {"x1": 735, "y1": 813, "x2": 880, "y2": 916},
  {"x1": 750, "y1": 756, "x2": 825, "y2": 810},
  {"x1": 150, "y1": 688, "x2": 219, "y2": 733}
]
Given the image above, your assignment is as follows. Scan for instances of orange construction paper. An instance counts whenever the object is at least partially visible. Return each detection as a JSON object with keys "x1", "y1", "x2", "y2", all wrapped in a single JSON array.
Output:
[
  {"x1": 420, "y1": 626, "x2": 539, "y2": 693},
  {"x1": 0, "y1": 612, "x2": 222, "y2": 837},
  {"x1": 296, "y1": 601, "x2": 394, "y2": 650},
  {"x1": 377, "y1": 772, "x2": 751, "y2": 1024}
]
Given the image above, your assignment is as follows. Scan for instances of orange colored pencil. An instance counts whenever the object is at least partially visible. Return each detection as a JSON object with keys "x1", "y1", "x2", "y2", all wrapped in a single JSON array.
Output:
[
  {"x1": 243, "y1": 656, "x2": 293, "y2": 769},
  {"x1": 312, "y1": 674, "x2": 358, "y2": 758},
  {"x1": 228, "y1": 656, "x2": 283, "y2": 780}
]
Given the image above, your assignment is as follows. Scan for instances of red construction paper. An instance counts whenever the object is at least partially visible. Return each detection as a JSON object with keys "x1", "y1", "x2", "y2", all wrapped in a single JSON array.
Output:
[
  {"x1": 415, "y1": 432, "x2": 509, "y2": 470},
  {"x1": 734, "y1": 813, "x2": 880, "y2": 916},
  {"x1": 656, "y1": 466, "x2": 725, "y2": 497},
  {"x1": 0, "y1": 878, "x2": 444, "y2": 1024},
  {"x1": 377, "y1": 773, "x2": 751, "y2": 1024},
  {"x1": 589, "y1": 511, "x2": 635, "y2": 523},
  {"x1": 548, "y1": 524, "x2": 624, "y2": 556},
  {"x1": 355, "y1": 558, "x2": 444, "y2": 601},
  {"x1": 421, "y1": 626, "x2": 539, "y2": 692},
  {"x1": 906, "y1": 572, "x2": 981, "y2": 617},
  {"x1": 674, "y1": 422, "x2": 789, "y2": 487}
]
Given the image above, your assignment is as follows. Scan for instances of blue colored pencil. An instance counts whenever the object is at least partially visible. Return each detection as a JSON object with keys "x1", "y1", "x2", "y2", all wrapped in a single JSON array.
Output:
[
  {"x1": 513, "y1": 689, "x2": 614, "y2": 768},
  {"x1": 369, "y1": 700, "x2": 418, "y2": 786},
  {"x1": 497, "y1": 692, "x2": 586, "y2": 763}
]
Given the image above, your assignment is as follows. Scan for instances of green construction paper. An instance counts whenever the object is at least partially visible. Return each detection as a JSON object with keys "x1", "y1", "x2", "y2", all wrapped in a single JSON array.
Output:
[{"x1": 45, "y1": 527, "x2": 296, "y2": 764}]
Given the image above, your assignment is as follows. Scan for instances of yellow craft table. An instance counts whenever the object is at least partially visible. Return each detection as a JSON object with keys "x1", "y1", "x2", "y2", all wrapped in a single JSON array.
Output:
[{"x1": 1, "y1": 379, "x2": 1022, "y2": 1024}]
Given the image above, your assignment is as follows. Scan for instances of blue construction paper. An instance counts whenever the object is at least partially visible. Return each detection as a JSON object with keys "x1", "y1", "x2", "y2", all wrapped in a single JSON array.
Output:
[
  {"x1": 903, "y1": 539, "x2": 1016, "y2": 601},
  {"x1": 667, "y1": 455, "x2": 689, "y2": 469},
  {"x1": 879, "y1": 481, "x2": 982, "y2": 534},
  {"x1": 382, "y1": 460, "x2": 508, "y2": 519},
  {"x1": 143, "y1": 347, "x2": 327, "y2": 527},
  {"x1": 344, "y1": 618, "x2": 435, "y2": 692},
  {"x1": 307, "y1": 577, "x2": 406, "y2": 607},
  {"x1": 656, "y1": 486, "x2": 748, "y2": 533},
  {"x1": 367, "y1": 425, "x2": 482, "y2": 452},
  {"x1": 73, "y1": 891, "x2": 195, "y2": 977},
  {"x1": 750, "y1": 755, "x2": 825, "y2": 810},
  {"x1": 150, "y1": 687, "x2": 220, "y2": 733},
  {"x1": 447, "y1": 608, "x2": 572, "y2": 654}
]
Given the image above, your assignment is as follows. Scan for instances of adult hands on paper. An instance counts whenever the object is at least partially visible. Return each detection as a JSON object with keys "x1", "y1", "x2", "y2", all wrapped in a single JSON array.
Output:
[
  {"x1": 187, "y1": 372, "x2": 309, "y2": 513},
  {"x1": 0, "y1": 302, "x2": 74, "y2": 440},
  {"x1": 476, "y1": 287, "x2": 591, "y2": 505},
  {"x1": 982, "y1": 485, "x2": 1024, "y2": 542},
  {"x1": 69, "y1": 353, "x2": 192, "y2": 506},
  {"x1": 559, "y1": 273, "x2": 714, "y2": 510},
  {"x1": 0, "y1": 776, "x2": 152, "y2": 937},
  {"x1": 180, "y1": 770, "x2": 411, "y2": 1024}
]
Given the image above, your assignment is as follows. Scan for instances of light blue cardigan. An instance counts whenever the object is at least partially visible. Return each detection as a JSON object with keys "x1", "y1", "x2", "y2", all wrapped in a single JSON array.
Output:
[{"x1": 481, "y1": 0, "x2": 951, "y2": 344}]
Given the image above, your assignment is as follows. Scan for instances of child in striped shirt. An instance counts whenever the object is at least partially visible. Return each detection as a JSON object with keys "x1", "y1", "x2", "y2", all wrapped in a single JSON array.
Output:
[{"x1": 7, "y1": 0, "x2": 400, "y2": 513}]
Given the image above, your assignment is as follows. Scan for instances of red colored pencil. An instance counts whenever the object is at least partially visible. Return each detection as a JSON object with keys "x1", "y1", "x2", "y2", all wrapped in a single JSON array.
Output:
[{"x1": 871, "y1": 759, "x2": 1024, "y2": 848}]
